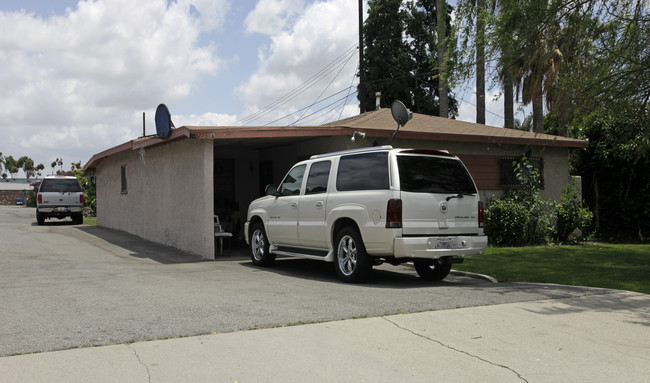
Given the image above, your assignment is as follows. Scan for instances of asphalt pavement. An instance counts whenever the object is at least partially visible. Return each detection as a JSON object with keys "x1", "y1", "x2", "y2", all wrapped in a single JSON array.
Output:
[{"x1": 1, "y1": 206, "x2": 649, "y2": 382}]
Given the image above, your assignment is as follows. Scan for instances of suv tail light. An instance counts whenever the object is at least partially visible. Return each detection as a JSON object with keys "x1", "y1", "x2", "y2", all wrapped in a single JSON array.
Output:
[
  {"x1": 37, "y1": 194, "x2": 42, "y2": 204},
  {"x1": 478, "y1": 201, "x2": 484, "y2": 228},
  {"x1": 80, "y1": 194, "x2": 84, "y2": 204},
  {"x1": 386, "y1": 199, "x2": 402, "y2": 228}
]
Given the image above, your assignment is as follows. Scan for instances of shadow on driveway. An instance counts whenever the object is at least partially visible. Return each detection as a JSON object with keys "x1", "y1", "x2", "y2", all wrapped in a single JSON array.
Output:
[{"x1": 75, "y1": 225, "x2": 209, "y2": 265}]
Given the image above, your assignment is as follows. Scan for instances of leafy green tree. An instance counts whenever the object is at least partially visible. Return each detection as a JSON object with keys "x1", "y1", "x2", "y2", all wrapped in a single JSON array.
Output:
[
  {"x1": 51, "y1": 158, "x2": 64, "y2": 175},
  {"x1": 71, "y1": 161, "x2": 97, "y2": 214},
  {"x1": 571, "y1": 102, "x2": 650, "y2": 239},
  {"x1": 360, "y1": 0, "x2": 458, "y2": 116},
  {"x1": 4, "y1": 156, "x2": 19, "y2": 180}
]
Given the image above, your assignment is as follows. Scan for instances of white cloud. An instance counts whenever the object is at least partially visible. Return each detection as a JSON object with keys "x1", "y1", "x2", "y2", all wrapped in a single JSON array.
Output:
[
  {"x1": 237, "y1": 0, "x2": 361, "y2": 125},
  {"x1": 0, "y1": 0, "x2": 227, "y2": 169},
  {"x1": 244, "y1": 0, "x2": 305, "y2": 35}
]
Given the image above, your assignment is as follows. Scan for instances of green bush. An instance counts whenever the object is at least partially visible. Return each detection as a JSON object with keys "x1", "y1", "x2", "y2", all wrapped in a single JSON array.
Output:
[
  {"x1": 485, "y1": 199, "x2": 529, "y2": 246},
  {"x1": 26, "y1": 190, "x2": 36, "y2": 207},
  {"x1": 484, "y1": 157, "x2": 592, "y2": 246},
  {"x1": 555, "y1": 184, "x2": 594, "y2": 243}
]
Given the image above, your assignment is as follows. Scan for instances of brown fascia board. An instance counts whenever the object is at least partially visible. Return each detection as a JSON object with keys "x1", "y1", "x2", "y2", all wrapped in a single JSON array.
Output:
[
  {"x1": 82, "y1": 127, "x2": 192, "y2": 172},
  {"x1": 186, "y1": 125, "x2": 349, "y2": 139}
]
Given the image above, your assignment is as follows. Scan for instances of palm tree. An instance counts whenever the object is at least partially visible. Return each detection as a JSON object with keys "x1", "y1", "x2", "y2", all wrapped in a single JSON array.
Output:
[
  {"x1": 476, "y1": 0, "x2": 486, "y2": 124},
  {"x1": 437, "y1": 0, "x2": 449, "y2": 118}
]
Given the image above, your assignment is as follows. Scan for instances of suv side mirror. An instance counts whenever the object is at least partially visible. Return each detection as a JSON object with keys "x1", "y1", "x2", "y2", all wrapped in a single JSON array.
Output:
[{"x1": 264, "y1": 184, "x2": 278, "y2": 196}]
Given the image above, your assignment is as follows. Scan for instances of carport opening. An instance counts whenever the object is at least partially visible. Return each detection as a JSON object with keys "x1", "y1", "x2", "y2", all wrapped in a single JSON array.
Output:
[{"x1": 210, "y1": 136, "x2": 351, "y2": 257}]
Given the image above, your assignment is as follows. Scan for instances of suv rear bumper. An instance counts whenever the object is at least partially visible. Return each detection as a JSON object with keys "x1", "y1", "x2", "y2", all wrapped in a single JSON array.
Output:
[{"x1": 394, "y1": 235, "x2": 488, "y2": 259}]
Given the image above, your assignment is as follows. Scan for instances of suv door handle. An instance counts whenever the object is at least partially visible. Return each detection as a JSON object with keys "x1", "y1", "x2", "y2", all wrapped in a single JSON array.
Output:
[
  {"x1": 291, "y1": 202, "x2": 299, "y2": 208},
  {"x1": 315, "y1": 201, "x2": 324, "y2": 208}
]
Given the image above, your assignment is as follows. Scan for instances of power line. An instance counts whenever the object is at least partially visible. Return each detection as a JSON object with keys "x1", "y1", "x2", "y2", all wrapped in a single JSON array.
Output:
[
  {"x1": 263, "y1": 87, "x2": 357, "y2": 126},
  {"x1": 234, "y1": 44, "x2": 358, "y2": 126},
  {"x1": 290, "y1": 48, "x2": 358, "y2": 126}
]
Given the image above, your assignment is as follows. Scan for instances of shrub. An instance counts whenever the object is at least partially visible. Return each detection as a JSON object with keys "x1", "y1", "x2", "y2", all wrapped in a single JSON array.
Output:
[
  {"x1": 26, "y1": 190, "x2": 36, "y2": 207},
  {"x1": 485, "y1": 198, "x2": 529, "y2": 246},
  {"x1": 555, "y1": 184, "x2": 594, "y2": 244}
]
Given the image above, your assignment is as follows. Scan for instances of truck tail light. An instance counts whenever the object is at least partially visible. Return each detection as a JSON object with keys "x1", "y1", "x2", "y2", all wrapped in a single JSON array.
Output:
[
  {"x1": 80, "y1": 194, "x2": 84, "y2": 204},
  {"x1": 38, "y1": 194, "x2": 42, "y2": 204},
  {"x1": 478, "y1": 201, "x2": 484, "y2": 228},
  {"x1": 386, "y1": 199, "x2": 402, "y2": 228}
]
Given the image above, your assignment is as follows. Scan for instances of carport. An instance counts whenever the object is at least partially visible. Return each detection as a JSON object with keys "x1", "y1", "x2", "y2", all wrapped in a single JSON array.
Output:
[{"x1": 83, "y1": 108, "x2": 586, "y2": 260}]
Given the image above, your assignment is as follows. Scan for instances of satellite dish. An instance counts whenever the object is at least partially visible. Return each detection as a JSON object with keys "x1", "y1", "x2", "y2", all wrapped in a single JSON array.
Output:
[
  {"x1": 390, "y1": 100, "x2": 413, "y2": 139},
  {"x1": 155, "y1": 104, "x2": 175, "y2": 139}
]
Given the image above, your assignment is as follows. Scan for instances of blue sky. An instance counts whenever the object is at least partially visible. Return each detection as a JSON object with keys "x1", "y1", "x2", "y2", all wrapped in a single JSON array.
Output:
[{"x1": 0, "y1": 0, "x2": 513, "y2": 176}]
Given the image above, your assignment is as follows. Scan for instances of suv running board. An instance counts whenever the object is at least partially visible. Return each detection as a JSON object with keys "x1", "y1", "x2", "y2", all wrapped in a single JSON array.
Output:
[{"x1": 271, "y1": 246, "x2": 335, "y2": 262}]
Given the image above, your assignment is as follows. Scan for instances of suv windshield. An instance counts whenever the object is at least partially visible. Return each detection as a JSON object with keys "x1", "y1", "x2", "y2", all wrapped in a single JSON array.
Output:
[
  {"x1": 397, "y1": 155, "x2": 476, "y2": 194},
  {"x1": 40, "y1": 179, "x2": 82, "y2": 193}
]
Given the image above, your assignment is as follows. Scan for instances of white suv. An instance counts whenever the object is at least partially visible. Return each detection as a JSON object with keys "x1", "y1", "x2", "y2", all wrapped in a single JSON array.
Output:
[
  {"x1": 245, "y1": 146, "x2": 487, "y2": 283},
  {"x1": 36, "y1": 176, "x2": 84, "y2": 225}
]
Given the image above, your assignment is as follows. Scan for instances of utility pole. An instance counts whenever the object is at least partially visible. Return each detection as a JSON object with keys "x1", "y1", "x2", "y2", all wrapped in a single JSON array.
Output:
[{"x1": 358, "y1": 0, "x2": 366, "y2": 113}]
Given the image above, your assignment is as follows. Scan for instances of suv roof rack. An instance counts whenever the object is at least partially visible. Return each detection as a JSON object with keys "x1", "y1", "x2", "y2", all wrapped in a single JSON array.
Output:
[{"x1": 310, "y1": 145, "x2": 393, "y2": 159}]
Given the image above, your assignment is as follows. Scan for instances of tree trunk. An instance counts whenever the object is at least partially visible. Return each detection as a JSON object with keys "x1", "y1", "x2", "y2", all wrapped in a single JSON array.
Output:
[
  {"x1": 437, "y1": 0, "x2": 448, "y2": 118},
  {"x1": 476, "y1": 0, "x2": 486, "y2": 124},
  {"x1": 532, "y1": 92, "x2": 544, "y2": 133},
  {"x1": 503, "y1": 44, "x2": 514, "y2": 129}
]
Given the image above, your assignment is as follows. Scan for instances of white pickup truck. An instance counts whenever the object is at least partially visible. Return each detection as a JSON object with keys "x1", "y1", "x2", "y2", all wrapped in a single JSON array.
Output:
[{"x1": 36, "y1": 176, "x2": 84, "y2": 225}]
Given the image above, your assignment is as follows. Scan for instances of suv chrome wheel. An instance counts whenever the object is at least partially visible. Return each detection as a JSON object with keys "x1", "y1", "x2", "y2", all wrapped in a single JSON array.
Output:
[
  {"x1": 249, "y1": 223, "x2": 275, "y2": 266},
  {"x1": 334, "y1": 227, "x2": 372, "y2": 283},
  {"x1": 337, "y1": 234, "x2": 357, "y2": 276}
]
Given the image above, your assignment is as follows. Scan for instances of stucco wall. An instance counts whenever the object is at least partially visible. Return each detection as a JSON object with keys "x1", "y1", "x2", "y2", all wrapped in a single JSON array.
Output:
[{"x1": 96, "y1": 139, "x2": 214, "y2": 258}]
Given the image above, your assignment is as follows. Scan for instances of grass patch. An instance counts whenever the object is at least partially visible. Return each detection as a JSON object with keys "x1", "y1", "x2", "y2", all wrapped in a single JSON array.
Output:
[
  {"x1": 454, "y1": 243, "x2": 650, "y2": 294},
  {"x1": 83, "y1": 216, "x2": 97, "y2": 226}
]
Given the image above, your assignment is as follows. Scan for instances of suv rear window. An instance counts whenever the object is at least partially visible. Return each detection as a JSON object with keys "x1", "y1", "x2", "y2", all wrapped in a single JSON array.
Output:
[
  {"x1": 40, "y1": 179, "x2": 82, "y2": 193},
  {"x1": 336, "y1": 152, "x2": 389, "y2": 191},
  {"x1": 397, "y1": 155, "x2": 476, "y2": 194}
]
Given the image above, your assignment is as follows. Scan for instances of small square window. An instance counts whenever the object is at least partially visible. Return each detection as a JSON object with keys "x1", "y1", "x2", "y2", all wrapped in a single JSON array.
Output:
[
  {"x1": 121, "y1": 165, "x2": 128, "y2": 194},
  {"x1": 499, "y1": 156, "x2": 544, "y2": 188}
]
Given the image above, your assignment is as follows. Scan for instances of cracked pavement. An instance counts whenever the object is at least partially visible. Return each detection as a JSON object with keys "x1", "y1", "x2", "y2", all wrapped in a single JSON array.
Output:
[{"x1": 1, "y1": 206, "x2": 649, "y2": 381}]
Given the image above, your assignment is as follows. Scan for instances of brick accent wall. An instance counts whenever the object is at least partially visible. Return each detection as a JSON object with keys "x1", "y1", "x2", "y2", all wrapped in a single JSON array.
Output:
[{"x1": 0, "y1": 190, "x2": 29, "y2": 205}]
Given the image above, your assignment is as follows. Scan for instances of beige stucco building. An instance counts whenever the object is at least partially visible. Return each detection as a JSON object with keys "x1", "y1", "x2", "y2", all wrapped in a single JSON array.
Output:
[{"x1": 83, "y1": 109, "x2": 587, "y2": 259}]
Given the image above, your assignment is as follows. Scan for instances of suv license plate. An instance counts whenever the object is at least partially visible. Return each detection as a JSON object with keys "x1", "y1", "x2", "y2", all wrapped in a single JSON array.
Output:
[
  {"x1": 429, "y1": 238, "x2": 453, "y2": 249},
  {"x1": 55, "y1": 207, "x2": 69, "y2": 212}
]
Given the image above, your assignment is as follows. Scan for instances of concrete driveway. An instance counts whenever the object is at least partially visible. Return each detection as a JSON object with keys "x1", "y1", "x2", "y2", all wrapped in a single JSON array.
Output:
[{"x1": 1, "y1": 206, "x2": 648, "y2": 382}]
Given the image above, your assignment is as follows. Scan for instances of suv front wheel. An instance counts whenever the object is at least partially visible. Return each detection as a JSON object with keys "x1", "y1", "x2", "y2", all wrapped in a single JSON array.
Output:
[{"x1": 334, "y1": 227, "x2": 372, "y2": 283}]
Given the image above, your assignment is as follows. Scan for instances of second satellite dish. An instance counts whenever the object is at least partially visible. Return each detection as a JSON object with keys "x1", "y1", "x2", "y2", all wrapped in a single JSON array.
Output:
[
  {"x1": 390, "y1": 100, "x2": 413, "y2": 139},
  {"x1": 155, "y1": 104, "x2": 175, "y2": 139}
]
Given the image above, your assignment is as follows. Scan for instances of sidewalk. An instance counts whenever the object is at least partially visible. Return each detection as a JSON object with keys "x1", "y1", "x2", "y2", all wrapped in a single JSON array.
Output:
[{"x1": 1, "y1": 289, "x2": 648, "y2": 383}]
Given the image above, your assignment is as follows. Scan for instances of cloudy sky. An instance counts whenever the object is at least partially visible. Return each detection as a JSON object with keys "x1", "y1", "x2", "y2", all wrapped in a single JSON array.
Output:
[{"x1": 0, "y1": 0, "x2": 510, "y2": 176}]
